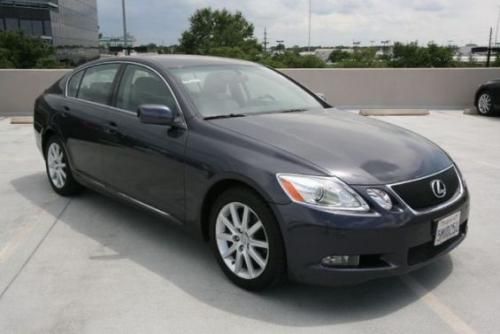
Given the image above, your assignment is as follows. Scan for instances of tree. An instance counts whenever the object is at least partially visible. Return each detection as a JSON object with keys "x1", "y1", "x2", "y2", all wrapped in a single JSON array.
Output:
[
  {"x1": 0, "y1": 30, "x2": 57, "y2": 68},
  {"x1": 391, "y1": 42, "x2": 455, "y2": 68},
  {"x1": 427, "y1": 43, "x2": 455, "y2": 67},
  {"x1": 333, "y1": 48, "x2": 386, "y2": 68},
  {"x1": 178, "y1": 8, "x2": 261, "y2": 56},
  {"x1": 328, "y1": 49, "x2": 351, "y2": 63},
  {"x1": 268, "y1": 51, "x2": 326, "y2": 68}
]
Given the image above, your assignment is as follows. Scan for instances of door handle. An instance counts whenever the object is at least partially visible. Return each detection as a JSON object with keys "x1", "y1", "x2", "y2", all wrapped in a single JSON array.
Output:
[
  {"x1": 107, "y1": 121, "x2": 119, "y2": 135},
  {"x1": 61, "y1": 105, "x2": 70, "y2": 117}
]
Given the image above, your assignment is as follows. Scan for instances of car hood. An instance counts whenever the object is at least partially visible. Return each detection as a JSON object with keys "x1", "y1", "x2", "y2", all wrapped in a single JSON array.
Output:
[{"x1": 209, "y1": 109, "x2": 453, "y2": 185}]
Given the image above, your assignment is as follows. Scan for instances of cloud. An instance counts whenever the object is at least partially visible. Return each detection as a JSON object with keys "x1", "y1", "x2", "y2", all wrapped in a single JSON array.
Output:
[
  {"x1": 411, "y1": 0, "x2": 447, "y2": 12},
  {"x1": 97, "y1": 0, "x2": 498, "y2": 47}
]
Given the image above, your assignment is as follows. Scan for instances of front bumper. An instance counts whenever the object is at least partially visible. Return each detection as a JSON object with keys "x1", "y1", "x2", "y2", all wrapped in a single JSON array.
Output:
[{"x1": 274, "y1": 187, "x2": 469, "y2": 286}]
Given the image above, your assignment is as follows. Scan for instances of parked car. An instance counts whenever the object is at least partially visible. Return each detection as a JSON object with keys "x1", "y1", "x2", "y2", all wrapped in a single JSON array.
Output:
[
  {"x1": 475, "y1": 80, "x2": 500, "y2": 116},
  {"x1": 34, "y1": 55, "x2": 469, "y2": 290}
]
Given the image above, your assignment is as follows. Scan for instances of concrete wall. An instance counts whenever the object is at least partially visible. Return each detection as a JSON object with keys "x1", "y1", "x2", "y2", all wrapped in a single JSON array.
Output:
[
  {"x1": 281, "y1": 68, "x2": 500, "y2": 109},
  {"x1": 2, "y1": 68, "x2": 500, "y2": 116},
  {"x1": 0, "y1": 69, "x2": 70, "y2": 116}
]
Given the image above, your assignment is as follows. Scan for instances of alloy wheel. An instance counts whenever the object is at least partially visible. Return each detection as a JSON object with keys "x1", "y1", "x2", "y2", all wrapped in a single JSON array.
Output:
[
  {"x1": 215, "y1": 202, "x2": 269, "y2": 280},
  {"x1": 47, "y1": 142, "x2": 67, "y2": 189},
  {"x1": 478, "y1": 93, "x2": 492, "y2": 115}
]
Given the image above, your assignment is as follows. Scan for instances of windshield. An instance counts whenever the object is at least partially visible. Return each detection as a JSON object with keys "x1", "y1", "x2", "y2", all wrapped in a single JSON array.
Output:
[{"x1": 169, "y1": 65, "x2": 323, "y2": 118}]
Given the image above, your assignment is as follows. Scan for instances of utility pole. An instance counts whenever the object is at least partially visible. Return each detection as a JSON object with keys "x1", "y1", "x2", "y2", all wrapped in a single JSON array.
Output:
[
  {"x1": 487, "y1": 27, "x2": 493, "y2": 67},
  {"x1": 263, "y1": 27, "x2": 269, "y2": 53},
  {"x1": 122, "y1": 0, "x2": 128, "y2": 55},
  {"x1": 308, "y1": 0, "x2": 312, "y2": 52}
]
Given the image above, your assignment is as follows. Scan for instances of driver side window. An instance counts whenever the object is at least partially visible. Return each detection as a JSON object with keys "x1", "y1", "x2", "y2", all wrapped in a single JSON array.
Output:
[{"x1": 116, "y1": 65, "x2": 178, "y2": 113}]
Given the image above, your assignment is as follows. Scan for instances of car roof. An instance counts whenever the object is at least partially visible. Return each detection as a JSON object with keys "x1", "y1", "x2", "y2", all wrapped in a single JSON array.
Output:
[{"x1": 91, "y1": 54, "x2": 258, "y2": 70}]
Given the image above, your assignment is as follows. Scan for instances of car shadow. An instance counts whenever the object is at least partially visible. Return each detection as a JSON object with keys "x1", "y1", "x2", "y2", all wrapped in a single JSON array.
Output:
[{"x1": 11, "y1": 172, "x2": 454, "y2": 327}]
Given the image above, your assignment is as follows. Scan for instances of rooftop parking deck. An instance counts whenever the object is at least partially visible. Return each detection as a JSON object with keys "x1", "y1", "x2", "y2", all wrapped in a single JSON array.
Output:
[{"x1": 0, "y1": 111, "x2": 499, "y2": 333}]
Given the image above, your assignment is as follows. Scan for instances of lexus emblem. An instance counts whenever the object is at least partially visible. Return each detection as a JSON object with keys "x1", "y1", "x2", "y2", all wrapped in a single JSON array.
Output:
[{"x1": 431, "y1": 179, "x2": 447, "y2": 199}]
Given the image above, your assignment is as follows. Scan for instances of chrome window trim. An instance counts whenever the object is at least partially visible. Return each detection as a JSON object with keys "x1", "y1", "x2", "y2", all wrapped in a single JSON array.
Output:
[
  {"x1": 64, "y1": 60, "x2": 187, "y2": 128},
  {"x1": 386, "y1": 165, "x2": 465, "y2": 216}
]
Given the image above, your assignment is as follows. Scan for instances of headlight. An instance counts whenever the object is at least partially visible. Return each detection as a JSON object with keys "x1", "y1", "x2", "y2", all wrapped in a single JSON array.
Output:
[
  {"x1": 366, "y1": 188, "x2": 393, "y2": 210},
  {"x1": 277, "y1": 174, "x2": 370, "y2": 212}
]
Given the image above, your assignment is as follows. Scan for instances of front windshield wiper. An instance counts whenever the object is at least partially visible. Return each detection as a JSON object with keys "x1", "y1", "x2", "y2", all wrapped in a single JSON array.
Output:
[
  {"x1": 204, "y1": 113, "x2": 247, "y2": 120},
  {"x1": 279, "y1": 108, "x2": 309, "y2": 113}
]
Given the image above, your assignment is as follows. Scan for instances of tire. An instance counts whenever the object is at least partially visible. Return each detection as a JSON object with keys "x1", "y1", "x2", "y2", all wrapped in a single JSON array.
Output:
[
  {"x1": 477, "y1": 91, "x2": 496, "y2": 116},
  {"x1": 209, "y1": 187, "x2": 286, "y2": 291},
  {"x1": 44, "y1": 136, "x2": 83, "y2": 196}
]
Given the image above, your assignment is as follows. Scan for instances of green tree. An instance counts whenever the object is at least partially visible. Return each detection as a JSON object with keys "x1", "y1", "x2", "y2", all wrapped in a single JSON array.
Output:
[
  {"x1": 271, "y1": 51, "x2": 326, "y2": 68},
  {"x1": 0, "y1": 30, "x2": 57, "y2": 68},
  {"x1": 334, "y1": 48, "x2": 385, "y2": 68},
  {"x1": 178, "y1": 8, "x2": 261, "y2": 56},
  {"x1": 328, "y1": 49, "x2": 351, "y2": 63},
  {"x1": 427, "y1": 43, "x2": 455, "y2": 67},
  {"x1": 391, "y1": 42, "x2": 455, "y2": 68}
]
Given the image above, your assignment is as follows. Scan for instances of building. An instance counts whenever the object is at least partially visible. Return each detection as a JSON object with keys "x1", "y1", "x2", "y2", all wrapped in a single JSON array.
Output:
[
  {"x1": 0, "y1": 0, "x2": 99, "y2": 63},
  {"x1": 99, "y1": 33, "x2": 137, "y2": 49}
]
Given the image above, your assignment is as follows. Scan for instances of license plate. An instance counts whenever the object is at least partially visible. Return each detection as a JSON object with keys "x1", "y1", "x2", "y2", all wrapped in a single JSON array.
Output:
[{"x1": 434, "y1": 212, "x2": 461, "y2": 246}]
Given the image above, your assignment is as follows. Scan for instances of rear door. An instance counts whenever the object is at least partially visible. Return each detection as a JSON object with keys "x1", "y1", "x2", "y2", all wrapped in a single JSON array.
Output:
[
  {"x1": 101, "y1": 64, "x2": 187, "y2": 220},
  {"x1": 60, "y1": 63, "x2": 122, "y2": 182}
]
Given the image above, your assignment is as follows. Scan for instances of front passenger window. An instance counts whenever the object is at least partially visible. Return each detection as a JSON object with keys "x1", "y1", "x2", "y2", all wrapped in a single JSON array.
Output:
[
  {"x1": 116, "y1": 65, "x2": 178, "y2": 113},
  {"x1": 77, "y1": 64, "x2": 120, "y2": 105}
]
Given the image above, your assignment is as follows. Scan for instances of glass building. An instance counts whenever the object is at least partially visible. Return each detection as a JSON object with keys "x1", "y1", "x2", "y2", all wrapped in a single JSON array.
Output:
[{"x1": 0, "y1": 0, "x2": 99, "y2": 63}]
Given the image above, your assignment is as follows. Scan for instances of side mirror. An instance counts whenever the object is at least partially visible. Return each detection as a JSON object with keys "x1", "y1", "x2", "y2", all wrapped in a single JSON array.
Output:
[
  {"x1": 137, "y1": 104, "x2": 176, "y2": 126},
  {"x1": 315, "y1": 93, "x2": 326, "y2": 102}
]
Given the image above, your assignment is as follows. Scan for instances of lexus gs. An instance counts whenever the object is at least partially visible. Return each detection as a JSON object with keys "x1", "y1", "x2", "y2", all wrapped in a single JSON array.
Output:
[{"x1": 34, "y1": 55, "x2": 469, "y2": 290}]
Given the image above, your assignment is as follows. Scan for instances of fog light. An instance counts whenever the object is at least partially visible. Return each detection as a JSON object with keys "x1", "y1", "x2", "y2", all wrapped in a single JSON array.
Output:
[
  {"x1": 366, "y1": 188, "x2": 393, "y2": 210},
  {"x1": 321, "y1": 255, "x2": 360, "y2": 267}
]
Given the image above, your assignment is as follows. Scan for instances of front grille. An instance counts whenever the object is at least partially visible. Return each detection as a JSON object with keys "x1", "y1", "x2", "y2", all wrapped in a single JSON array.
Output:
[{"x1": 391, "y1": 167, "x2": 460, "y2": 211}]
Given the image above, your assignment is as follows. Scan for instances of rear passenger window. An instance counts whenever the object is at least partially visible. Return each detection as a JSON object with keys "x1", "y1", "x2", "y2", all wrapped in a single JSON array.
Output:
[
  {"x1": 67, "y1": 70, "x2": 84, "y2": 98},
  {"x1": 116, "y1": 65, "x2": 178, "y2": 113},
  {"x1": 77, "y1": 64, "x2": 120, "y2": 105}
]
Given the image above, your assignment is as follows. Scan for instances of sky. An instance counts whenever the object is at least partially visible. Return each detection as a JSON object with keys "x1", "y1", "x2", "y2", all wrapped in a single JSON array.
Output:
[{"x1": 97, "y1": 0, "x2": 500, "y2": 47}]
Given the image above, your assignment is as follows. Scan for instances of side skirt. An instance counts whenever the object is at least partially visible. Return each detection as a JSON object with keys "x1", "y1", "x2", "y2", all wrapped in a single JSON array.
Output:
[{"x1": 72, "y1": 170, "x2": 184, "y2": 226}]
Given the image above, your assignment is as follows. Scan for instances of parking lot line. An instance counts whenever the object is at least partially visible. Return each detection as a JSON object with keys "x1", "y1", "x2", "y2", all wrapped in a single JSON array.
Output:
[{"x1": 401, "y1": 275, "x2": 477, "y2": 334}]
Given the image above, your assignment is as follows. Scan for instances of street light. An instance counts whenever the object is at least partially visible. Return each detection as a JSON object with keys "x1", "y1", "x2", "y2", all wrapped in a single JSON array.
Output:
[
  {"x1": 122, "y1": 0, "x2": 128, "y2": 55},
  {"x1": 308, "y1": 0, "x2": 311, "y2": 52}
]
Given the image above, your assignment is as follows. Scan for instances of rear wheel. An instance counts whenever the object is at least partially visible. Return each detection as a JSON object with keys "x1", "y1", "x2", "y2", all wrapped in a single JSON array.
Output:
[
  {"x1": 477, "y1": 91, "x2": 496, "y2": 116},
  {"x1": 45, "y1": 136, "x2": 82, "y2": 196},
  {"x1": 209, "y1": 187, "x2": 286, "y2": 291}
]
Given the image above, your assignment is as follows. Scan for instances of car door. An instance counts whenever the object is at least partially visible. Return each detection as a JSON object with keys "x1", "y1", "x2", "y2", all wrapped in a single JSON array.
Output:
[
  {"x1": 101, "y1": 63, "x2": 188, "y2": 220},
  {"x1": 60, "y1": 63, "x2": 122, "y2": 182}
]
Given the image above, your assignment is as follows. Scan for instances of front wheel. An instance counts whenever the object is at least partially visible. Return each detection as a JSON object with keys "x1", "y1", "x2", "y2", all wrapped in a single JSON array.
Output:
[
  {"x1": 477, "y1": 91, "x2": 496, "y2": 116},
  {"x1": 45, "y1": 136, "x2": 82, "y2": 196},
  {"x1": 209, "y1": 187, "x2": 286, "y2": 291}
]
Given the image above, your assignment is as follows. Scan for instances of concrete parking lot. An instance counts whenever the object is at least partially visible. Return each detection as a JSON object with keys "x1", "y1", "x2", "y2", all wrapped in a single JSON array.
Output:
[{"x1": 0, "y1": 111, "x2": 499, "y2": 334}]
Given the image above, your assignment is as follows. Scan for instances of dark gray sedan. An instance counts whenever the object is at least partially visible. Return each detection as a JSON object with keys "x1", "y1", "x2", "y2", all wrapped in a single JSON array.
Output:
[{"x1": 34, "y1": 55, "x2": 469, "y2": 290}]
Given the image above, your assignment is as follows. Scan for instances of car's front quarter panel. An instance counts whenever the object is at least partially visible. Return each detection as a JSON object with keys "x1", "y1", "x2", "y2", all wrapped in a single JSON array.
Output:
[{"x1": 183, "y1": 119, "x2": 330, "y2": 238}]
